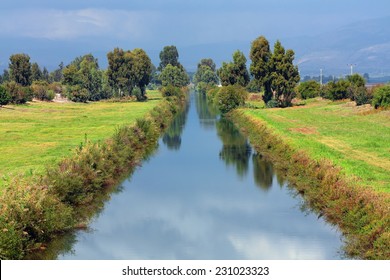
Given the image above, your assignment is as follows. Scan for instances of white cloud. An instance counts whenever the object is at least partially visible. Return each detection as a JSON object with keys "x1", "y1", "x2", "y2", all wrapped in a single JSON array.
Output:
[{"x1": 0, "y1": 8, "x2": 160, "y2": 40}]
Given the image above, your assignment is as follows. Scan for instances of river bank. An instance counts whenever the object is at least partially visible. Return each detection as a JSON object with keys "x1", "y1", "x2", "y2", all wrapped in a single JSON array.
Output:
[
  {"x1": 0, "y1": 94, "x2": 187, "y2": 259},
  {"x1": 230, "y1": 105, "x2": 390, "y2": 259}
]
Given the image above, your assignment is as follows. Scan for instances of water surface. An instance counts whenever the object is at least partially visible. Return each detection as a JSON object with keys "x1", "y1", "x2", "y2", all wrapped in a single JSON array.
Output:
[{"x1": 54, "y1": 92, "x2": 343, "y2": 259}]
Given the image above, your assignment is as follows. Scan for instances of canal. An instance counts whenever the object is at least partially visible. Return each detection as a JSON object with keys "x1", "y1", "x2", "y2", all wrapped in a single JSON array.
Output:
[{"x1": 46, "y1": 92, "x2": 344, "y2": 259}]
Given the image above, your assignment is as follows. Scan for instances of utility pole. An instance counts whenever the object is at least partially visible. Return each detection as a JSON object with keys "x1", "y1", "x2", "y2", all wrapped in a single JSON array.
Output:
[
  {"x1": 320, "y1": 69, "x2": 323, "y2": 85},
  {"x1": 348, "y1": 64, "x2": 356, "y2": 76}
]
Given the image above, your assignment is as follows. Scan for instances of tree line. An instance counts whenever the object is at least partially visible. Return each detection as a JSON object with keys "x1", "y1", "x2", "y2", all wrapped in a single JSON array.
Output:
[
  {"x1": 193, "y1": 35, "x2": 390, "y2": 112},
  {"x1": 0, "y1": 46, "x2": 190, "y2": 107}
]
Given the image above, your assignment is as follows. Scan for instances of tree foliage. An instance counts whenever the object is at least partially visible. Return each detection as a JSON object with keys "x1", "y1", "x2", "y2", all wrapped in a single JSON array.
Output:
[
  {"x1": 158, "y1": 45, "x2": 180, "y2": 70},
  {"x1": 250, "y1": 36, "x2": 300, "y2": 107},
  {"x1": 107, "y1": 48, "x2": 153, "y2": 100},
  {"x1": 250, "y1": 36, "x2": 271, "y2": 99},
  {"x1": 217, "y1": 51, "x2": 250, "y2": 87},
  {"x1": 31, "y1": 62, "x2": 43, "y2": 82},
  {"x1": 0, "y1": 85, "x2": 11, "y2": 107},
  {"x1": 63, "y1": 54, "x2": 104, "y2": 101},
  {"x1": 372, "y1": 85, "x2": 390, "y2": 109},
  {"x1": 159, "y1": 64, "x2": 189, "y2": 87},
  {"x1": 194, "y1": 58, "x2": 218, "y2": 94},
  {"x1": 296, "y1": 80, "x2": 320, "y2": 99},
  {"x1": 268, "y1": 41, "x2": 300, "y2": 107},
  {"x1": 214, "y1": 85, "x2": 248, "y2": 114},
  {"x1": 9, "y1": 54, "x2": 32, "y2": 86}
]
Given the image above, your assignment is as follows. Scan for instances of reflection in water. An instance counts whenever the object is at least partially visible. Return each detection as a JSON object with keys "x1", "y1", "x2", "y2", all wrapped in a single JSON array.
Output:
[
  {"x1": 39, "y1": 92, "x2": 343, "y2": 260},
  {"x1": 162, "y1": 103, "x2": 189, "y2": 151},
  {"x1": 195, "y1": 92, "x2": 218, "y2": 129},
  {"x1": 252, "y1": 153, "x2": 273, "y2": 191},
  {"x1": 217, "y1": 118, "x2": 252, "y2": 178}
]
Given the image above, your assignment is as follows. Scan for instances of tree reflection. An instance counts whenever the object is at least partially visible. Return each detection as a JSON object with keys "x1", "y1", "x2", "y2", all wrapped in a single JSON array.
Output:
[
  {"x1": 217, "y1": 118, "x2": 252, "y2": 178},
  {"x1": 195, "y1": 92, "x2": 218, "y2": 129},
  {"x1": 162, "y1": 103, "x2": 189, "y2": 151},
  {"x1": 252, "y1": 153, "x2": 273, "y2": 191}
]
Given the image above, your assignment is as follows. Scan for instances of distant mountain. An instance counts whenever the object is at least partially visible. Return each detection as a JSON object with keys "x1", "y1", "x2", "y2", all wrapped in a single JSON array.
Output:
[
  {"x1": 1, "y1": 16, "x2": 389, "y2": 77},
  {"x1": 287, "y1": 16, "x2": 390, "y2": 76}
]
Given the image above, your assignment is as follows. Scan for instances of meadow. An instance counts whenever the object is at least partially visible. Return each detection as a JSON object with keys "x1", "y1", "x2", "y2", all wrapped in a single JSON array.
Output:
[
  {"x1": 243, "y1": 98, "x2": 390, "y2": 193},
  {"x1": 0, "y1": 91, "x2": 162, "y2": 186}
]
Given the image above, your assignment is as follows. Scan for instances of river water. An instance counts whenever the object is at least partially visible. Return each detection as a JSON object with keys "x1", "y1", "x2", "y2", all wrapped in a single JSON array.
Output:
[{"x1": 48, "y1": 92, "x2": 343, "y2": 259}]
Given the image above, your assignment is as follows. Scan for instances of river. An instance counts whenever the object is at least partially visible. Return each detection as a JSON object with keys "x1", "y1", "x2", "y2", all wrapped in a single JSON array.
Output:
[{"x1": 40, "y1": 92, "x2": 344, "y2": 259}]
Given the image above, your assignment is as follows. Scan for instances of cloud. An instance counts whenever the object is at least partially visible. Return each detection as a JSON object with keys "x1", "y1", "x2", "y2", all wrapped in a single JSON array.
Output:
[{"x1": 0, "y1": 8, "x2": 160, "y2": 40}]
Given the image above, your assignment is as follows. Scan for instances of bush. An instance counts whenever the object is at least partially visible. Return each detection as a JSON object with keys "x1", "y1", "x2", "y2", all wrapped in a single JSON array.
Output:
[
  {"x1": 3, "y1": 81, "x2": 32, "y2": 104},
  {"x1": 322, "y1": 80, "x2": 350, "y2": 100},
  {"x1": 66, "y1": 85, "x2": 90, "y2": 103},
  {"x1": 0, "y1": 183, "x2": 73, "y2": 259},
  {"x1": 296, "y1": 80, "x2": 320, "y2": 99},
  {"x1": 266, "y1": 98, "x2": 279, "y2": 108},
  {"x1": 216, "y1": 85, "x2": 248, "y2": 114},
  {"x1": 160, "y1": 85, "x2": 183, "y2": 98},
  {"x1": 0, "y1": 85, "x2": 11, "y2": 107},
  {"x1": 31, "y1": 81, "x2": 55, "y2": 101},
  {"x1": 349, "y1": 86, "x2": 372, "y2": 106},
  {"x1": 372, "y1": 84, "x2": 390, "y2": 109}
]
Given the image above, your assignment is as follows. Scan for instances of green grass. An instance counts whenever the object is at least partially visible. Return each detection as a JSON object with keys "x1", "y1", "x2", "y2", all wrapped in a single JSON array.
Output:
[
  {"x1": 0, "y1": 90, "x2": 162, "y2": 185},
  {"x1": 244, "y1": 98, "x2": 390, "y2": 192}
]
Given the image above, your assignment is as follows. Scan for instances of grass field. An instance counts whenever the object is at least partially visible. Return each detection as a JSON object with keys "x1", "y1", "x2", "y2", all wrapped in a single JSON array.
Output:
[
  {"x1": 244, "y1": 98, "x2": 390, "y2": 193},
  {"x1": 0, "y1": 91, "x2": 162, "y2": 186}
]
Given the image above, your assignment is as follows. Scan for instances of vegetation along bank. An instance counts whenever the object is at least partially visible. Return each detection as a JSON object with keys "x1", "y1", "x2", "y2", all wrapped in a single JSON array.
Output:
[{"x1": 229, "y1": 103, "x2": 390, "y2": 259}]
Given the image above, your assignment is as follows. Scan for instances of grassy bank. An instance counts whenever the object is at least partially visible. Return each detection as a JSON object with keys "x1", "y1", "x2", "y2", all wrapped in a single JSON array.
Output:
[
  {"x1": 230, "y1": 99, "x2": 390, "y2": 259},
  {"x1": 245, "y1": 99, "x2": 390, "y2": 193},
  {"x1": 0, "y1": 92, "x2": 186, "y2": 259},
  {"x1": 0, "y1": 91, "x2": 161, "y2": 187}
]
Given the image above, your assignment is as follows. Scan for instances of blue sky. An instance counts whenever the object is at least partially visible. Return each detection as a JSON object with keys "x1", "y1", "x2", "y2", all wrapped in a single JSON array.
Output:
[{"x1": 1, "y1": 0, "x2": 390, "y2": 72}]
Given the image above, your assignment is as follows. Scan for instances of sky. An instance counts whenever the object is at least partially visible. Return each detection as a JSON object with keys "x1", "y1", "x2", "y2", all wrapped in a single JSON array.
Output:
[{"x1": 1, "y1": 0, "x2": 390, "y2": 72}]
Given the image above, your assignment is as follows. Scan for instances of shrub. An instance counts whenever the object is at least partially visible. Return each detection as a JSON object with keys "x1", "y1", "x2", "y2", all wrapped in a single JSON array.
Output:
[
  {"x1": 66, "y1": 85, "x2": 90, "y2": 103},
  {"x1": 216, "y1": 85, "x2": 248, "y2": 114},
  {"x1": 31, "y1": 81, "x2": 55, "y2": 101},
  {"x1": 3, "y1": 81, "x2": 33, "y2": 104},
  {"x1": 0, "y1": 85, "x2": 11, "y2": 107},
  {"x1": 349, "y1": 86, "x2": 372, "y2": 106},
  {"x1": 160, "y1": 85, "x2": 183, "y2": 98},
  {"x1": 322, "y1": 80, "x2": 350, "y2": 100},
  {"x1": 372, "y1": 84, "x2": 390, "y2": 109},
  {"x1": 0, "y1": 183, "x2": 73, "y2": 259},
  {"x1": 266, "y1": 98, "x2": 279, "y2": 108},
  {"x1": 296, "y1": 80, "x2": 320, "y2": 99}
]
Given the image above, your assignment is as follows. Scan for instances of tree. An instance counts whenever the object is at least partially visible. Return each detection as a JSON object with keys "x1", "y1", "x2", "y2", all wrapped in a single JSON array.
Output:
[
  {"x1": 0, "y1": 85, "x2": 11, "y2": 107},
  {"x1": 107, "y1": 48, "x2": 153, "y2": 100},
  {"x1": 42, "y1": 67, "x2": 50, "y2": 82},
  {"x1": 232, "y1": 50, "x2": 250, "y2": 87},
  {"x1": 107, "y1": 48, "x2": 134, "y2": 97},
  {"x1": 159, "y1": 64, "x2": 189, "y2": 87},
  {"x1": 268, "y1": 41, "x2": 300, "y2": 107},
  {"x1": 347, "y1": 74, "x2": 369, "y2": 105},
  {"x1": 250, "y1": 36, "x2": 271, "y2": 102},
  {"x1": 0, "y1": 69, "x2": 10, "y2": 84},
  {"x1": 194, "y1": 58, "x2": 218, "y2": 94},
  {"x1": 31, "y1": 62, "x2": 43, "y2": 82},
  {"x1": 217, "y1": 50, "x2": 250, "y2": 87},
  {"x1": 62, "y1": 54, "x2": 103, "y2": 101},
  {"x1": 9, "y1": 53, "x2": 32, "y2": 86},
  {"x1": 215, "y1": 85, "x2": 248, "y2": 114},
  {"x1": 197, "y1": 58, "x2": 216, "y2": 72},
  {"x1": 158, "y1": 45, "x2": 180, "y2": 70},
  {"x1": 131, "y1": 48, "x2": 153, "y2": 101},
  {"x1": 50, "y1": 62, "x2": 64, "y2": 82}
]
